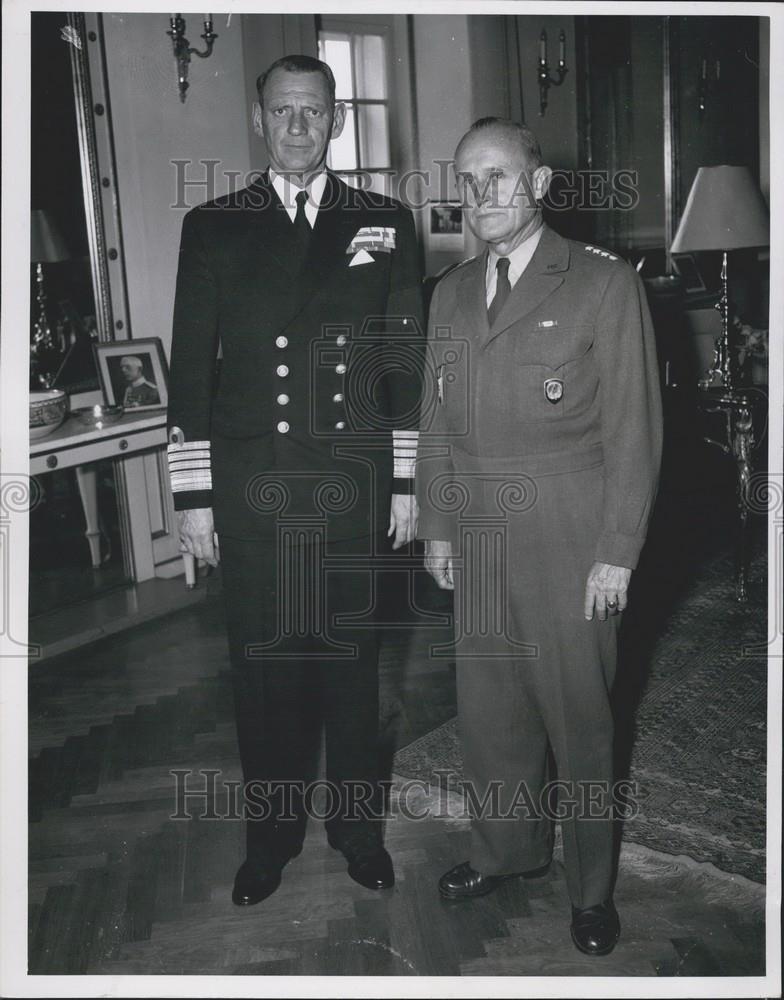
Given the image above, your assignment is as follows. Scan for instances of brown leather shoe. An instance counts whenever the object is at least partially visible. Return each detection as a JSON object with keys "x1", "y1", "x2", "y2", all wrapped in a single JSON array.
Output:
[
  {"x1": 570, "y1": 900, "x2": 621, "y2": 955},
  {"x1": 438, "y1": 860, "x2": 550, "y2": 899}
]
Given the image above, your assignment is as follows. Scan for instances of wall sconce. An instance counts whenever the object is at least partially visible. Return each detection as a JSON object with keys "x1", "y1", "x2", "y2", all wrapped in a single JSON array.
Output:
[
  {"x1": 538, "y1": 29, "x2": 568, "y2": 117},
  {"x1": 166, "y1": 13, "x2": 218, "y2": 103},
  {"x1": 698, "y1": 57, "x2": 721, "y2": 117}
]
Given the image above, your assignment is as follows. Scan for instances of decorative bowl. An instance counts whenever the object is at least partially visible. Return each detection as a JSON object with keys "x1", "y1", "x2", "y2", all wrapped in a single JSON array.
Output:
[
  {"x1": 29, "y1": 389, "x2": 68, "y2": 440},
  {"x1": 71, "y1": 404, "x2": 125, "y2": 428}
]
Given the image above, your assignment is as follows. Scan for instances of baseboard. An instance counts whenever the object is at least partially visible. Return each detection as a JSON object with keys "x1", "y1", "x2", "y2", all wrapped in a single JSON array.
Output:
[{"x1": 28, "y1": 575, "x2": 211, "y2": 663}]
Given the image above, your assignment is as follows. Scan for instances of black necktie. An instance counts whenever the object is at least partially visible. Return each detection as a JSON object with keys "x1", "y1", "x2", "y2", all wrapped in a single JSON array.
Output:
[
  {"x1": 488, "y1": 256, "x2": 511, "y2": 326},
  {"x1": 292, "y1": 189, "x2": 311, "y2": 267}
]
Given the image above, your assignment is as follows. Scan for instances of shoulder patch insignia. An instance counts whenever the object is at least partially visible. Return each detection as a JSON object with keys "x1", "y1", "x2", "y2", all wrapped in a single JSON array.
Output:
[{"x1": 584, "y1": 244, "x2": 618, "y2": 262}]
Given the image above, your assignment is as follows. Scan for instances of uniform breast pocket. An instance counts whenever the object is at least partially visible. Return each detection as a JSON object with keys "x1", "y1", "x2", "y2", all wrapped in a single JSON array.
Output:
[
  {"x1": 511, "y1": 326, "x2": 595, "y2": 420},
  {"x1": 345, "y1": 251, "x2": 388, "y2": 282}
]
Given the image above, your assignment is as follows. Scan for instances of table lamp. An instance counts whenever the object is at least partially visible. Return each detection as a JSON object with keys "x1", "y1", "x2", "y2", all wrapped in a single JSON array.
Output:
[
  {"x1": 670, "y1": 165, "x2": 769, "y2": 389},
  {"x1": 31, "y1": 208, "x2": 70, "y2": 356}
]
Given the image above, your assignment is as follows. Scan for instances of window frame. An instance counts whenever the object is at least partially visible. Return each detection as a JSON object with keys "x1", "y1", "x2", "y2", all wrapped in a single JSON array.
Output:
[{"x1": 318, "y1": 18, "x2": 394, "y2": 178}]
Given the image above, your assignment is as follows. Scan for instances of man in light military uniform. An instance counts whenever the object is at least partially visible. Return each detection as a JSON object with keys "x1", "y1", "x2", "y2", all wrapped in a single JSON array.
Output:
[
  {"x1": 167, "y1": 55, "x2": 424, "y2": 907},
  {"x1": 416, "y1": 118, "x2": 662, "y2": 955}
]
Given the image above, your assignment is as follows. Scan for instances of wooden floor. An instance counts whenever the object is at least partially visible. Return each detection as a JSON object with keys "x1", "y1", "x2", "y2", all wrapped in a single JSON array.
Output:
[{"x1": 28, "y1": 566, "x2": 766, "y2": 978}]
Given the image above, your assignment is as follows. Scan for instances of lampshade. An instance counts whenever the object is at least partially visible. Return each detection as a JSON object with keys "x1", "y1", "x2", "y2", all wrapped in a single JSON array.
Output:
[
  {"x1": 670, "y1": 165, "x2": 769, "y2": 253},
  {"x1": 31, "y1": 209, "x2": 70, "y2": 263}
]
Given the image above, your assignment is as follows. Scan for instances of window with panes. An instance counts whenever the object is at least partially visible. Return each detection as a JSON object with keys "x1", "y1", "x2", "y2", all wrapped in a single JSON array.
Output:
[{"x1": 318, "y1": 28, "x2": 392, "y2": 192}]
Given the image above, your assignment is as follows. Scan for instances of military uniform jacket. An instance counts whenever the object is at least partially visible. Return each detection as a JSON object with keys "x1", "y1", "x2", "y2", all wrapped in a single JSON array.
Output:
[
  {"x1": 167, "y1": 170, "x2": 425, "y2": 541},
  {"x1": 416, "y1": 224, "x2": 663, "y2": 570}
]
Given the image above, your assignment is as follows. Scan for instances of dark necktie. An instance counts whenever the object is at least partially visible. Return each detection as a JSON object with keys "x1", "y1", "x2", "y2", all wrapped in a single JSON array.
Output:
[
  {"x1": 292, "y1": 189, "x2": 311, "y2": 267},
  {"x1": 487, "y1": 256, "x2": 511, "y2": 326}
]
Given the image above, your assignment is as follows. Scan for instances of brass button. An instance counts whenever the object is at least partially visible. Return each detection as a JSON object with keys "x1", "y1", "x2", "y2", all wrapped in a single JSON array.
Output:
[
  {"x1": 277, "y1": 393, "x2": 290, "y2": 405},
  {"x1": 335, "y1": 363, "x2": 346, "y2": 375},
  {"x1": 336, "y1": 334, "x2": 347, "y2": 346},
  {"x1": 276, "y1": 364, "x2": 289, "y2": 377},
  {"x1": 335, "y1": 421, "x2": 346, "y2": 430},
  {"x1": 276, "y1": 336, "x2": 288, "y2": 348},
  {"x1": 333, "y1": 393, "x2": 344, "y2": 403},
  {"x1": 277, "y1": 421, "x2": 290, "y2": 433}
]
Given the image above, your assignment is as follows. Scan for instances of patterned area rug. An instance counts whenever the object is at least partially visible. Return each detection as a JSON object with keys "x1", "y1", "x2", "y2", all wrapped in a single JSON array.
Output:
[{"x1": 393, "y1": 551, "x2": 768, "y2": 883}]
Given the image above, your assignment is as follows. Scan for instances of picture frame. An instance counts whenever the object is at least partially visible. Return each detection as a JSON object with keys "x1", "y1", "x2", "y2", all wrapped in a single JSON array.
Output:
[
  {"x1": 50, "y1": 299, "x2": 100, "y2": 396},
  {"x1": 427, "y1": 200, "x2": 464, "y2": 251},
  {"x1": 671, "y1": 252, "x2": 707, "y2": 294},
  {"x1": 93, "y1": 337, "x2": 169, "y2": 411}
]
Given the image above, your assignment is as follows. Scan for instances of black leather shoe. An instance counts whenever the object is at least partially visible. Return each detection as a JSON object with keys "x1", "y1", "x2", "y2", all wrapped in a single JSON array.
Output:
[
  {"x1": 438, "y1": 860, "x2": 550, "y2": 899},
  {"x1": 327, "y1": 830, "x2": 395, "y2": 890},
  {"x1": 570, "y1": 900, "x2": 621, "y2": 955},
  {"x1": 231, "y1": 858, "x2": 283, "y2": 906},
  {"x1": 271, "y1": 836, "x2": 304, "y2": 867}
]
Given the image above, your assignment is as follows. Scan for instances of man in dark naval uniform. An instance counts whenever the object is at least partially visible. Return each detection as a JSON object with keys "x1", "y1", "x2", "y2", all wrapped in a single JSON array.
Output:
[
  {"x1": 416, "y1": 118, "x2": 662, "y2": 955},
  {"x1": 167, "y1": 55, "x2": 424, "y2": 906}
]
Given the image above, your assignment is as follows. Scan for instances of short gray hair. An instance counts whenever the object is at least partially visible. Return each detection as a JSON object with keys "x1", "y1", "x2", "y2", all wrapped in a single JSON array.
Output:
[{"x1": 467, "y1": 117, "x2": 543, "y2": 169}]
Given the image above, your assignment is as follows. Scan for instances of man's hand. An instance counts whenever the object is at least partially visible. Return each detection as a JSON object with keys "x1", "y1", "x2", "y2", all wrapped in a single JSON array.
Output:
[
  {"x1": 388, "y1": 493, "x2": 418, "y2": 549},
  {"x1": 424, "y1": 539, "x2": 454, "y2": 590},
  {"x1": 177, "y1": 507, "x2": 219, "y2": 567},
  {"x1": 584, "y1": 561, "x2": 632, "y2": 620}
]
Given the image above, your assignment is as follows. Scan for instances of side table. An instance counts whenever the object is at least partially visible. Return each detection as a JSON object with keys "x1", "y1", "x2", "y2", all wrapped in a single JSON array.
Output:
[{"x1": 30, "y1": 409, "x2": 195, "y2": 585}]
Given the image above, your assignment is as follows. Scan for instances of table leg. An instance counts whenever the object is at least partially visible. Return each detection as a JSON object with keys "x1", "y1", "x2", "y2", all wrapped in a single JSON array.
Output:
[
  {"x1": 74, "y1": 465, "x2": 101, "y2": 569},
  {"x1": 183, "y1": 553, "x2": 197, "y2": 589}
]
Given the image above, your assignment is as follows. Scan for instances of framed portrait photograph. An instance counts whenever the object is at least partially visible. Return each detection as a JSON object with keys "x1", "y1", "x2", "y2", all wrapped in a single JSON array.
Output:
[
  {"x1": 672, "y1": 252, "x2": 708, "y2": 294},
  {"x1": 428, "y1": 201, "x2": 464, "y2": 251},
  {"x1": 93, "y1": 337, "x2": 168, "y2": 411}
]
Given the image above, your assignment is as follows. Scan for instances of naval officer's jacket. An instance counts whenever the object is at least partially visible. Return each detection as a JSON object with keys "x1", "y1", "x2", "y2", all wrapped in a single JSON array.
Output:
[
  {"x1": 416, "y1": 224, "x2": 663, "y2": 570},
  {"x1": 167, "y1": 170, "x2": 425, "y2": 542}
]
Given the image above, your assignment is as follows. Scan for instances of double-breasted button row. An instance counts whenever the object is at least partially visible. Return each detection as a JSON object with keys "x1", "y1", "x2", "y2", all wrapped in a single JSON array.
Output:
[
  {"x1": 276, "y1": 347, "x2": 290, "y2": 430},
  {"x1": 334, "y1": 337, "x2": 347, "y2": 428},
  {"x1": 274, "y1": 332, "x2": 349, "y2": 432}
]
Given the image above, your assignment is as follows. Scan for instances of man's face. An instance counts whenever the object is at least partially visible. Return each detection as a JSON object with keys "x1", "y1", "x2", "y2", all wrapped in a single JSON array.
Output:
[
  {"x1": 253, "y1": 69, "x2": 345, "y2": 178},
  {"x1": 455, "y1": 129, "x2": 551, "y2": 250},
  {"x1": 120, "y1": 360, "x2": 140, "y2": 382}
]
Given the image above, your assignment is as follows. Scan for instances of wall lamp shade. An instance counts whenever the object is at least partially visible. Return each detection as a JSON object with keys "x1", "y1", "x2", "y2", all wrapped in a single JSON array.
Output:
[
  {"x1": 31, "y1": 209, "x2": 70, "y2": 263},
  {"x1": 670, "y1": 165, "x2": 769, "y2": 253}
]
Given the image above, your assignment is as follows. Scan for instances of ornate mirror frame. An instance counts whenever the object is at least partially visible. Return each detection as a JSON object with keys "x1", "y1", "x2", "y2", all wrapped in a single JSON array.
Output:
[
  {"x1": 64, "y1": 13, "x2": 141, "y2": 580},
  {"x1": 67, "y1": 12, "x2": 132, "y2": 359}
]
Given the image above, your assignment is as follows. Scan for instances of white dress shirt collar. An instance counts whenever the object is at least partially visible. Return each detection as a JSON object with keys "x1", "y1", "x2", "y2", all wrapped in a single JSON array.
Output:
[
  {"x1": 485, "y1": 224, "x2": 545, "y2": 306},
  {"x1": 269, "y1": 169, "x2": 328, "y2": 228}
]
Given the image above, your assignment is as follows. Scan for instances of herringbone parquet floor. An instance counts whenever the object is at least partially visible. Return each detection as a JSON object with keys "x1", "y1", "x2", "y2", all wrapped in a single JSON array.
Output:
[{"x1": 28, "y1": 582, "x2": 766, "y2": 977}]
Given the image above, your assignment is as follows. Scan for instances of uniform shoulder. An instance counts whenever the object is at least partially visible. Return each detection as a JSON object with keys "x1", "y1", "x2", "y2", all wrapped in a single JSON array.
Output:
[
  {"x1": 569, "y1": 240, "x2": 625, "y2": 265},
  {"x1": 435, "y1": 255, "x2": 479, "y2": 290},
  {"x1": 350, "y1": 183, "x2": 412, "y2": 219},
  {"x1": 186, "y1": 176, "x2": 272, "y2": 217},
  {"x1": 566, "y1": 240, "x2": 641, "y2": 291}
]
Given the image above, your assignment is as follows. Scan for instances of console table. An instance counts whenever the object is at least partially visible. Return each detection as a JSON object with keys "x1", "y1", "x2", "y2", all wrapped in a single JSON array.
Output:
[{"x1": 30, "y1": 409, "x2": 195, "y2": 586}]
